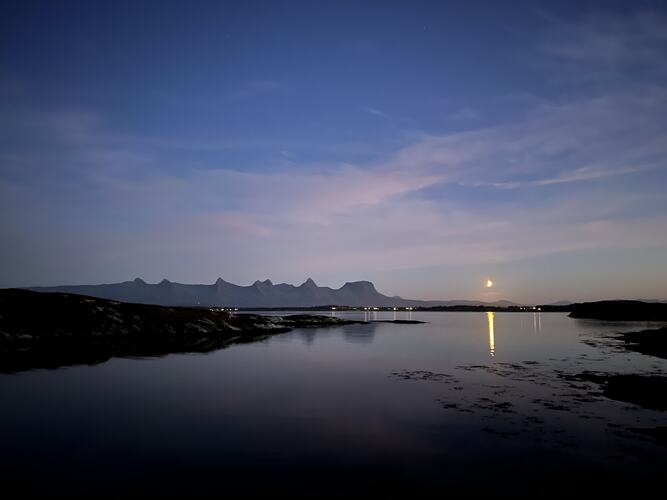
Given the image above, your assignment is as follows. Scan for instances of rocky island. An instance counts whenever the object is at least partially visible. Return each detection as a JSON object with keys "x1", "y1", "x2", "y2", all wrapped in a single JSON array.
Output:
[
  {"x1": 0, "y1": 289, "x2": 363, "y2": 373},
  {"x1": 569, "y1": 300, "x2": 667, "y2": 320}
]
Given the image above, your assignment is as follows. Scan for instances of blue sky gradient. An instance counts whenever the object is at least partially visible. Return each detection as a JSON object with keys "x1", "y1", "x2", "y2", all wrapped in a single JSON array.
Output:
[{"x1": 2, "y1": 0, "x2": 667, "y2": 302}]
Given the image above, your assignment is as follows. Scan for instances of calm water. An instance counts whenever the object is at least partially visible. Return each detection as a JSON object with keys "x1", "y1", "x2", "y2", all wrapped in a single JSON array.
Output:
[{"x1": 1, "y1": 312, "x2": 666, "y2": 497}]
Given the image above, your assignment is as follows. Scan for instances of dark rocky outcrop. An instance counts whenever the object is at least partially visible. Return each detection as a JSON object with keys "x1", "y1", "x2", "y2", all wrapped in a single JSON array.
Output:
[
  {"x1": 0, "y1": 289, "x2": 362, "y2": 373},
  {"x1": 573, "y1": 372, "x2": 667, "y2": 411},
  {"x1": 618, "y1": 326, "x2": 667, "y2": 360},
  {"x1": 569, "y1": 300, "x2": 667, "y2": 320}
]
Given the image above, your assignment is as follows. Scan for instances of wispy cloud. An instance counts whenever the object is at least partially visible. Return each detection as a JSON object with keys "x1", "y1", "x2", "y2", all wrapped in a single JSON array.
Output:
[
  {"x1": 493, "y1": 164, "x2": 657, "y2": 189},
  {"x1": 4, "y1": 78, "x2": 666, "y2": 290},
  {"x1": 361, "y1": 105, "x2": 390, "y2": 118},
  {"x1": 3, "y1": 8, "x2": 667, "y2": 301}
]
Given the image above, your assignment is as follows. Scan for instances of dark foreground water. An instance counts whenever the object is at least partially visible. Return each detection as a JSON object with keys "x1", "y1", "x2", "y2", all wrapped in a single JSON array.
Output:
[{"x1": 1, "y1": 312, "x2": 666, "y2": 498}]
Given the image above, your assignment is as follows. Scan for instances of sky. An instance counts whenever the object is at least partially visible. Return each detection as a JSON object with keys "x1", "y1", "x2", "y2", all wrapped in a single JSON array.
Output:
[{"x1": 1, "y1": 0, "x2": 667, "y2": 303}]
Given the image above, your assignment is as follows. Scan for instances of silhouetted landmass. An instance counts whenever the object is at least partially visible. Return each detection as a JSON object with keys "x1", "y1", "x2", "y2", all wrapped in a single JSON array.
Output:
[
  {"x1": 569, "y1": 300, "x2": 667, "y2": 320},
  {"x1": 27, "y1": 278, "x2": 518, "y2": 308},
  {"x1": 0, "y1": 289, "x2": 363, "y2": 373},
  {"x1": 415, "y1": 304, "x2": 569, "y2": 312}
]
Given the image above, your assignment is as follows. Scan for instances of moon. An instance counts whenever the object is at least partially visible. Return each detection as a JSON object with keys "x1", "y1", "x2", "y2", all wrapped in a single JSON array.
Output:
[{"x1": 486, "y1": 279, "x2": 494, "y2": 288}]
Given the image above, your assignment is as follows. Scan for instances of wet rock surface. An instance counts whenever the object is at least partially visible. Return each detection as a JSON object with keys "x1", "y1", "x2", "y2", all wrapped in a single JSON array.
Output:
[
  {"x1": 571, "y1": 372, "x2": 667, "y2": 411},
  {"x1": 618, "y1": 326, "x2": 667, "y2": 360}
]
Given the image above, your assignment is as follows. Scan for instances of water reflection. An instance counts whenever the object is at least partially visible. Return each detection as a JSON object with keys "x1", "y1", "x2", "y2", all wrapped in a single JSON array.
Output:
[
  {"x1": 487, "y1": 312, "x2": 495, "y2": 357},
  {"x1": 360, "y1": 309, "x2": 415, "y2": 322},
  {"x1": 296, "y1": 329, "x2": 318, "y2": 344},
  {"x1": 363, "y1": 310, "x2": 381, "y2": 321},
  {"x1": 292, "y1": 322, "x2": 380, "y2": 345},
  {"x1": 342, "y1": 323, "x2": 379, "y2": 344},
  {"x1": 533, "y1": 312, "x2": 541, "y2": 335}
]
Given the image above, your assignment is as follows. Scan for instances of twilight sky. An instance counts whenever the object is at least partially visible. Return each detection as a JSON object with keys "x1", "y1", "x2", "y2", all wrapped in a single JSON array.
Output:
[{"x1": 1, "y1": 0, "x2": 667, "y2": 303}]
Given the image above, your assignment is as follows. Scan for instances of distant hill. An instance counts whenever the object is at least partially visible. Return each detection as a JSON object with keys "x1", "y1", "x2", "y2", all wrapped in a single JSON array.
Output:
[
  {"x1": 26, "y1": 278, "x2": 519, "y2": 308},
  {"x1": 549, "y1": 300, "x2": 574, "y2": 306}
]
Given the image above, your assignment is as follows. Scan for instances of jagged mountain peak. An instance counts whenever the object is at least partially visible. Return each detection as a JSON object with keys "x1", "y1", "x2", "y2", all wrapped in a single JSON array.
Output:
[
  {"x1": 252, "y1": 279, "x2": 273, "y2": 287},
  {"x1": 28, "y1": 277, "x2": 513, "y2": 309}
]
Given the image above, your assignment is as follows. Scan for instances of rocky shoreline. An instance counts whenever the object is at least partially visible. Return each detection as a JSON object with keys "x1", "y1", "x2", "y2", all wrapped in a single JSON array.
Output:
[
  {"x1": 0, "y1": 289, "x2": 364, "y2": 373},
  {"x1": 556, "y1": 325, "x2": 667, "y2": 417},
  {"x1": 548, "y1": 324, "x2": 667, "y2": 427},
  {"x1": 617, "y1": 326, "x2": 667, "y2": 360}
]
